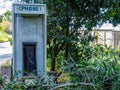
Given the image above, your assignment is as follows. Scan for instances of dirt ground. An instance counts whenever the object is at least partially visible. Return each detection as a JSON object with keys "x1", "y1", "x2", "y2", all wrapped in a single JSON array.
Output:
[
  {"x1": 0, "y1": 59, "x2": 12, "y2": 78},
  {"x1": 1, "y1": 67, "x2": 11, "y2": 78}
]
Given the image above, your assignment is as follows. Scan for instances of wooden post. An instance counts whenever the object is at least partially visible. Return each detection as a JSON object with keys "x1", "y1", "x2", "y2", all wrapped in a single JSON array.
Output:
[
  {"x1": 112, "y1": 30, "x2": 114, "y2": 47},
  {"x1": 104, "y1": 31, "x2": 106, "y2": 46}
]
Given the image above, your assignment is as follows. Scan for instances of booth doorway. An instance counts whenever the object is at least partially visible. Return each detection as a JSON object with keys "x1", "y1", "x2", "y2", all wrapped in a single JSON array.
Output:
[{"x1": 23, "y1": 43, "x2": 37, "y2": 76}]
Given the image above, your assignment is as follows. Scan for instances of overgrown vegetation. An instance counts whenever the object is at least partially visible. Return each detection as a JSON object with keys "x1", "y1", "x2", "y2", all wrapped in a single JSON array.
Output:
[
  {"x1": 61, "y1": 45, "x2": 120, "y2": 89},
  {"x1": 0, "y1": 0, "x2": 120, "y2": 90},
  {"x1": 0, "y1": 11, "x2": 12, "y2": 42},
  {"x1": 0, "y1": 31, "x2": 11, "y2": 42},
  {"x1": 1, "y1": 46, "x2": 120, "y2": 89},
  {"x1": 47, "y1": 0, "x2": 120, "y2": 73}
]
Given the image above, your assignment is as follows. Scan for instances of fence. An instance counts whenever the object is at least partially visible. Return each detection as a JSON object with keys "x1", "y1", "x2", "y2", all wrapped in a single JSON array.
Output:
[
  {"x1": 79, "y1": 29, "x2": 120, "y2": 48},
  {"x1": 94, "y1": 29, "x2": 120, "y2": 48}
]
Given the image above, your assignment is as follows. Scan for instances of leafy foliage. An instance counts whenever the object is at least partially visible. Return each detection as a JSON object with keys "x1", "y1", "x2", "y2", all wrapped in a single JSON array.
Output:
[
  {"x1": 0, "y1": 21, "x2": 12, "y2": 33},
  {"x1": 1, "y1": 0, "x2": 120, "y2": 89},
  {"x1": 1, "y1": 45, "x2": 120, "y2": 90},
  {"x1": 0, "y1": 31, "x2": 11, "y2": 42},
  {"x1": 0, "y1": 74, "x2": 56, "y2": 90},
  {"x1": 62, "y1": 45, "x2": 120, "y2": 89},
  {"x1": 0, "y1": 11, "x2": 12, "y2": 42},
  {"x1": 47, "y1": 0, "x2": 120, "y2": 72},
  {"x1": 3, "y1": 11, "x2": 12, "y2": 22}
]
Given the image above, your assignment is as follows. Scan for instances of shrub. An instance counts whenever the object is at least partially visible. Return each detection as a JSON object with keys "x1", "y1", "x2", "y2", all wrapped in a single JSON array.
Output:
[
  {"x1": 0, "y1": 74, "x2": 55, "y2": 90},
  {"x1": 0, "y1": 45, "x2": 120, "y2": 90},
  {"x1": 61, "y1": 45, "x2": 120, "y2": 89},
  {"x1": 0, "y1": 31, "x2": 11, "y2": 42},
  {"x1": 0, "y1": 21, "x2": 12, "y2": 34}
]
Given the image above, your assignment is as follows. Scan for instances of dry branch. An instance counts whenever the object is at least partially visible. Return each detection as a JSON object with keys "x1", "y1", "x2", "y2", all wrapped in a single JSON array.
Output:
[{"x1": 50, "y1": 82, "x2": 97, "y2": 90}]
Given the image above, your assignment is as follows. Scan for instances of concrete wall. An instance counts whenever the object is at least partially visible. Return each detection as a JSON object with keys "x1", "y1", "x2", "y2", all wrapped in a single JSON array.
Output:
[
  {"x1": 80, "y1": 29, "x2": 120, "y2": 48},
  {"x1": 13, "y1": 4, "x2": 46, "y2": 79},
  {"x1": 13, "y1": 15, "x2": 46, "y2": 78},
  {"x1": 97, "y1": 30, "x2": 113, "y2": 47},
  {"x1": 114, "y1": 31, "x2": 120, "y2": 48}
]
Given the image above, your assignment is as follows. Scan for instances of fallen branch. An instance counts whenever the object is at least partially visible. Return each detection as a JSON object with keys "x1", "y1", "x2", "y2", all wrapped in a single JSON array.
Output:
[{"x1": 50, "y1": 82, "x2": 97, "y2": 90}]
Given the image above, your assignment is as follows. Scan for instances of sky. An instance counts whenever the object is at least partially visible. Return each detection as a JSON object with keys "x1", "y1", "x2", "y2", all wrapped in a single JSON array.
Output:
[
  {"x1": 0, "y1": 0, "x2": 13, "y2": 15},
  {"x1": 0, "y1": 0, "x2": 120, "y2": 30},
  {"x1": 100, "y1": 23, "x2": 120, "y2": 30}
]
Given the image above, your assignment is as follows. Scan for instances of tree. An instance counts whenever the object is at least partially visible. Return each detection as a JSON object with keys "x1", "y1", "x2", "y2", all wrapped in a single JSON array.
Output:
[
  {"x1": 0, "y1": 11, "x2": 12, "y2": 34},
  {"x1": 3, "y1": 11, "x2": 12, "y2": 22},
  {"x1": 20, "y1": 0, "x2": 120, "y2": 72},
  {"x1": 47, "y1": 0, "x2": 120, "y2": 72},
  {"x1": 0, "y1": 11, "x2": 11, "y2": 22},
  {"x1": 0, "y1": 15, "x2": 3, "y2": 22}
]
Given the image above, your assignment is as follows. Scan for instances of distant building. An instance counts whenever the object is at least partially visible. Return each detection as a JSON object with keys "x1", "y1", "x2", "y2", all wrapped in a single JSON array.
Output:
[
  {"x1": 93, "y1": 29, "x2": 120, "y2": 48},
  {"x1": 79, "y1": 29, "x2": 120, "y2": 48}
]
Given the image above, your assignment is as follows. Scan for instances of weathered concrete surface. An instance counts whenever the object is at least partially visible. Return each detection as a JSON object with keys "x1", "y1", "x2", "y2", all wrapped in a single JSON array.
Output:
[
  {"x1": 13, "y1": 4, "x2": 46, "y2": 79},
  {"x1": 0, "y1": 42, "x2": 12, "y2": 65}
]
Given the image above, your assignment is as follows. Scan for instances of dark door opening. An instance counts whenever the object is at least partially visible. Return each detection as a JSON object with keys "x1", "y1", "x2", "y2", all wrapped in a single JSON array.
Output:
[{"x1": 23, "y1": 44, "x2": 37, "y2": 76}]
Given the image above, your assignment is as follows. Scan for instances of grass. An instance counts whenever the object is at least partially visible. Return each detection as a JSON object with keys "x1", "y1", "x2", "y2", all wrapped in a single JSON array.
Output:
[{"x1": 0, "y1": 31, "x2": 11, "y2": 43}]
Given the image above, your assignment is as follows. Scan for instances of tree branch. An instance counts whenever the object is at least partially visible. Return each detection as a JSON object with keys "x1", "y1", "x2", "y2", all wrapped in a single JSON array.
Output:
[{"x1": 50, "y1": 82, "x2": 97, "y2": 90}]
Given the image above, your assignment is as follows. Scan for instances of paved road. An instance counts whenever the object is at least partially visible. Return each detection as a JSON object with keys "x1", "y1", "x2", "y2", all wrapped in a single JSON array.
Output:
[{"x1": 0, "y1": 42, "x2": 12, "y2": 62}]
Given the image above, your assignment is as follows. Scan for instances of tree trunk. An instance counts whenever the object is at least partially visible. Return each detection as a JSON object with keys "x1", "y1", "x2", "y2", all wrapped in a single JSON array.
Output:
[
  {"x1": 50, "y1": 43, "x2": 57, "y2": 71},
  {"x1": 51, "y1": 55, "x2": 56, "y2": 71},
  {"x1": 65, "y1": 0, "x2": 70, "y2": 59}
]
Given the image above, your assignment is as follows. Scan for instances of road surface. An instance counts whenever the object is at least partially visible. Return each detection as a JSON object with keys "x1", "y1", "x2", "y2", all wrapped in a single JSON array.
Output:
[{"x1": 0, "y1": 42, "x2": 12, "y2": 64}]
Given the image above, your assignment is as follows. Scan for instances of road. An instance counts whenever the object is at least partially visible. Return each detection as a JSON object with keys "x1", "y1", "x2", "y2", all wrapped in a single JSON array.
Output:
[{"x1": 0, "y1": 42, "x2": 12, "y2": 64}]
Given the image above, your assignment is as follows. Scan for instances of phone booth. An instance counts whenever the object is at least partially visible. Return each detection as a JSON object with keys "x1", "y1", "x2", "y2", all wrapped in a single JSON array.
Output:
[{"x1": 12, "y1": 3, "x2": 46, "y2": 79}]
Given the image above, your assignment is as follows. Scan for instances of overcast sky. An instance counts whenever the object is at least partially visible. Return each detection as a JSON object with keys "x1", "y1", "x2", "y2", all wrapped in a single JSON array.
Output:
[
  {"x1": 0, "y1": 0, "x2": 13, "y2": 15},
  {"x1": 0, "y1": 0, "x2": 120, "y2": 30}
]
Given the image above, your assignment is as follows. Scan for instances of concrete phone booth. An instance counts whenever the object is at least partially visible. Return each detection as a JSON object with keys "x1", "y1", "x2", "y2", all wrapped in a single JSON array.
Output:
[{"x1": 12, "y1": 3, "x2": 46, "y2": 79}]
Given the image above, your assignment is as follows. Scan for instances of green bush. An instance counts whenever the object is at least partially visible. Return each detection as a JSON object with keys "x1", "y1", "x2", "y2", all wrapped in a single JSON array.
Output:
[
  {"x1": 0, "y1": 21, "x2": 12, "y2": 33},
  {"x1": 0, "y1": 31, "x2": 11, "y2": 42},
  {"x1": 0, "y1": 45, "x2": 120, "y2": 90},
  {"x1": 61, "y1": 45, "x2": 120, "y2": 89},
  {"x1": 0, "y1": 74, "x2": 55, "y2": 90}
]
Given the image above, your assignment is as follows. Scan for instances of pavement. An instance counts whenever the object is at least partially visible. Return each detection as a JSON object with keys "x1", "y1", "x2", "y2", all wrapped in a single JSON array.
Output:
[{"x1": 0, "y1": 42, "x2": 12, "y2": 65}]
